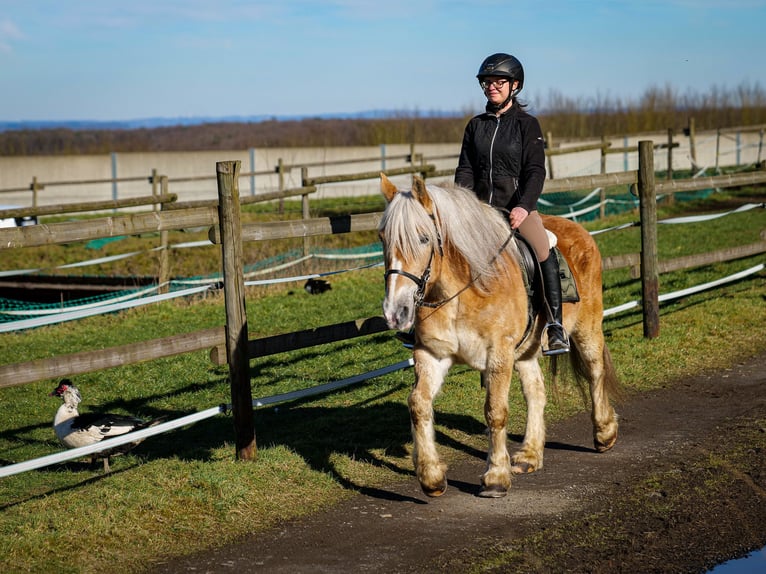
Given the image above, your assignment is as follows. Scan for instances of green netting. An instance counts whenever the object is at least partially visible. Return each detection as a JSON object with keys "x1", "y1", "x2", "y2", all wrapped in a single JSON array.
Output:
[
  {"x1": 86, "y1": 236, "x2": 128, "y2": 249},
  {"x1": 0, "y1": 187, "x2": 720, "y2": 322},
  {"x1": 0, "y1": 284, "x2": 160, "y2": 323},
  {"x1": 539, "y1": 187, "x2": 714, "y2": 222},
  {"x1": 0, "y1": 244, "x2": 385, "y2": 322}
]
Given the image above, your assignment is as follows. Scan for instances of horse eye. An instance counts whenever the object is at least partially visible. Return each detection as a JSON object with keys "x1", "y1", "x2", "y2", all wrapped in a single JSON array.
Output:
[{"x1": 419, "y1": 234, "x2": 430, "y2": 245}]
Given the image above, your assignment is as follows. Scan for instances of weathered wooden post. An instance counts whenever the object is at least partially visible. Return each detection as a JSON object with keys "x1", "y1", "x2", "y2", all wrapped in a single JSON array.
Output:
[
  {"x1": 30, "y1": 176, "x2": 40, "y2": 208},
  {"x1": 598, "y1": 135, "x2": 608, "y2": 218},
  {"x1": 158, "y1": 175, "x2": 170, "y2": 294},
  {"x1": 637, "y1": 141, "x2": 659, "y2": 339},
  {"x1": 216, "y1": 160, "x2": 256, "y2": 461},
  {"x1": 276, "y1": 157, "x2": 285, "y2": 214},
  {"x1": 715, "y1": 128, "x2": 721, "y2": 174},
  {"x1": 151, "y1": 168, "x2": 159, "y2": 209},
  {"x1": 666, "y1": 128, "x2": 674, "y2": 181},
  {"x1": 301, "y1": 166, "x2": 310, "y2": 256},
  {"x1": 687, "y1": 117, "x2": 697, "y2": 170}
]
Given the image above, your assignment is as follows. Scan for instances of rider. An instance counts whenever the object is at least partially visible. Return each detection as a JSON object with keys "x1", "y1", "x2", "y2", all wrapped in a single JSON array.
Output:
[{"x1": 455, "y1": 53, "x2": 569, "y2": 355}]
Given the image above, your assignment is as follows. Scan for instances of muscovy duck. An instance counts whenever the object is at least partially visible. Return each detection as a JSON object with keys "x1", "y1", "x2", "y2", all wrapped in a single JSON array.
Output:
[{"x1": 50, "y1": 379, "x2": 164, "y2": 472}]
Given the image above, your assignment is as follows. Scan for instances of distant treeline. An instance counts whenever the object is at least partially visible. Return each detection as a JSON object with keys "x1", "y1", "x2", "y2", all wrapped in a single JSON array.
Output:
[{"x1": 2, "y1": 83, "x2": 765, "y2": 156}]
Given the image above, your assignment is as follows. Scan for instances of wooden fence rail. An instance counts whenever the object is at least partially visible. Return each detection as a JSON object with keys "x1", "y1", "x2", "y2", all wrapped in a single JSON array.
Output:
[
  {"x1": 0, "y1": 327, "x2": 226, "y2": 389},
  {"x1": 0, "y1": 194, "x2": 177, "y2": 220},
  {"x1": 0, "y1": 206, "x2": 218, "y2": 248}
]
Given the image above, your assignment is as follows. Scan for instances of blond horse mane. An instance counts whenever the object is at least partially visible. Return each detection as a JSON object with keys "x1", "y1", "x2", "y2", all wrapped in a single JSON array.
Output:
[{"x1": 380, "y1": 182, "x2": 519, "y2": 293}]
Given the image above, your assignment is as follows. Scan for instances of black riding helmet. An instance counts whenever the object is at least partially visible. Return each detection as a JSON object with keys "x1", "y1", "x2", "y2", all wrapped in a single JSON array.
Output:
[{"x1": 477, "y1": 53, "x2": 524, "y2": 99}]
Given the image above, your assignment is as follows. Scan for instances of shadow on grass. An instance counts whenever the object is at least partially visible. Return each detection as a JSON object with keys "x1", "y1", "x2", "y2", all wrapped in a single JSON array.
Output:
[{"x1": 4, "y1": 346, "x2": 612, "y2": 506}]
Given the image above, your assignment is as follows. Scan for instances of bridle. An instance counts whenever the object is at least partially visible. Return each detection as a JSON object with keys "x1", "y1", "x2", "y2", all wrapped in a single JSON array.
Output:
[{"x1": 383, "y1": 214, "x2": 443, "y2": 309}]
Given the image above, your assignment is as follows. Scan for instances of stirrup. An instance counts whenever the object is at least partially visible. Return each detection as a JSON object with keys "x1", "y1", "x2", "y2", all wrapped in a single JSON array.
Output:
[{"x1": 542, "y1": 322, "x2": 570, "y2": 356}]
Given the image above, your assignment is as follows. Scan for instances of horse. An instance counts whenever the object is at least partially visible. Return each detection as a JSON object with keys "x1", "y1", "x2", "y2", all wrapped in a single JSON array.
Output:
[{"x1": 378, "y1": 174, "x2": 619, "y2": 498}]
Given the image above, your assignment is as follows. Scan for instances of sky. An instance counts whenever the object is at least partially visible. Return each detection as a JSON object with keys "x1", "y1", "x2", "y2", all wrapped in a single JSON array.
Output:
[{"x1": 1, "y1": 0, "x2": 764, "y2": 122}]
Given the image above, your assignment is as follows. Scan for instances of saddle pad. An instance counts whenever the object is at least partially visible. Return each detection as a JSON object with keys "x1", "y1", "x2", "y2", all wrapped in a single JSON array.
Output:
[{"x1": 555, "y1": 248, "x2": 580, "y2": 303}]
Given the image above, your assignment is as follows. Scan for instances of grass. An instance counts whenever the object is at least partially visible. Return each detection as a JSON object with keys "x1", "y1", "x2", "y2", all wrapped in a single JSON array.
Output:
[{"x1": 0, "y1": 186, "x2": 764, "y2": 573}]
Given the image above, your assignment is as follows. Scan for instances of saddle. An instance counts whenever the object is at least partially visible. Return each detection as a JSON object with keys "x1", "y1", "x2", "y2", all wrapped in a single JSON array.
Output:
[{"x1": 515, "y1": 231, "x2": 580, "y2": 309}]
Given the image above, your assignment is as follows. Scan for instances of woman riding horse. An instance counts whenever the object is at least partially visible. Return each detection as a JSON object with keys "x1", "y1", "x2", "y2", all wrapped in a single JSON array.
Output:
[{"x1": 455, "y1": 52, "x2": 568, "y2": 355}]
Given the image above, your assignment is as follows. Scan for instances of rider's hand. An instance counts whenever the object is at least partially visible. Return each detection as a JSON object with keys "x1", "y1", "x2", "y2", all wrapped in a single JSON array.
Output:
[{"x1": 510, "y1": 207, "x2": 529, "y2": 230}]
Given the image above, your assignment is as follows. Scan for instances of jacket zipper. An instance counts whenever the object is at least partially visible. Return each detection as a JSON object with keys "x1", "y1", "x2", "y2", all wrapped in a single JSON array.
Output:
[{"x1": 487, "y1": 116, "x2": 500, "y2": 205}]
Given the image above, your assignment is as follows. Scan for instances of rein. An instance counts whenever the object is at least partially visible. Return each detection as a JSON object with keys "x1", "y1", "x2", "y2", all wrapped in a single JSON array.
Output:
[
  {"x1": 420, "y1": 229, "x2": 515, "y2": 309},
  {"x1": 385, "y1": 210, "x2": 515, "y2": 311}
]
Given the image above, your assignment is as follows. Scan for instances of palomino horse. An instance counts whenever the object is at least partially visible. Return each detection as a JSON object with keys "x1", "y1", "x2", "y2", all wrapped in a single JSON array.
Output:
[{"x1": 379, "y1": 174, "x2": 619, "y2": 498}]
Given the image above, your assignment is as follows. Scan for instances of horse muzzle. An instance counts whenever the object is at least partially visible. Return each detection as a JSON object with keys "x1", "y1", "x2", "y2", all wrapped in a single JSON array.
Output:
[{"x1": 383, "y1": 291, "x2": 416, "y2": 331}]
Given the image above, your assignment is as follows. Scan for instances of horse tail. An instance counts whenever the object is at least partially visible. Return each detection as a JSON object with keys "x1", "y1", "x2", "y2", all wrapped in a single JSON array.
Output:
[
  {"x1": 550, "y1": 341, "x2": 623, "y2": 405},
  {"x1": 599, "y1": 344, "x2": 623, "y2": 403}
]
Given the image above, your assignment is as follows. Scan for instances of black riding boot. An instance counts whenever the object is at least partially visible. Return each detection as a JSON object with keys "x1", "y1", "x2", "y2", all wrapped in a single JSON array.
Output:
[{"x1": 539, "y1": 250, "x2": 569, "y2": 355}]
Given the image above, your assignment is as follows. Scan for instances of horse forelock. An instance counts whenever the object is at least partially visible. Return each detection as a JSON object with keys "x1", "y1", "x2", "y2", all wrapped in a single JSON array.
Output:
[
  {"x1": 380, "y1": 190, "x2": 439, "y2": 263},
  {"x1": 380, "y1": 183, "x2": 518, "y2": 290}
]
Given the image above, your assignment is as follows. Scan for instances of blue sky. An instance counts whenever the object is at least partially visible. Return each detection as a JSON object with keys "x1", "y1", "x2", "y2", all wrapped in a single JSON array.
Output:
[{"x1": 1, "y1": 0, "x2": 764, "y2": 122}]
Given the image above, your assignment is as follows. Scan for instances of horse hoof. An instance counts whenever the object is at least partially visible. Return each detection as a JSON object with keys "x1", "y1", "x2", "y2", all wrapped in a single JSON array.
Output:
[
  {"x1": 595, "y1": 433, "x2": 618, "y2": 453},
  {"x1": 511, "y1": 461, "x2": 536, "y2": 474},
  {"x1": 422, "y1": 486, "x2": 446, "y2": 497},
  {"x1": 478, "y1": 484, "x2": 508, "y2": 498},
  {"x1": 421, "y1": 481, "x2": 447, "y2": 498}
]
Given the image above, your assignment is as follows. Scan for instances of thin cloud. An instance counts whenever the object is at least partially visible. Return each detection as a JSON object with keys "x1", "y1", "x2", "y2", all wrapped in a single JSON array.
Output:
[{"x1": 0, "y1": 18, "x2": 24, "y2": 53}]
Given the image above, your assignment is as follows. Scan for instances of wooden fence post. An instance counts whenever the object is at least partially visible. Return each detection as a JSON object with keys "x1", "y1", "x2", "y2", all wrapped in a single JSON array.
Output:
[
  {"x1": 158, "y1": 175, "x2": 170, "y2": 294},
  {"x1": 687, "y1": 117, "x2": 697, "y2": 170},
  {"x1": 216, "y1": 160, "x2": 256, "y2": 461},
  {"x1": 666, "y1": 128, "x2": 674, "y2": 181},
  {"x1": 301, "y1": 166, "x2": 310, "y2": 256},
  {"x1": 31, "y1": 176, "x2": 40, "y2": 207},
  {"x1": 638, "y1": 141, "x2": 660, "y2": 339},
  {"x1": 715, "y1": 128, "x2": 721, "y2": 174},
  {"x1": 277, "y1": 158, "x2": 285, "y2": 214},
  {"x1": 599, "y1": 134, "x2": 608, "y2": 218}
]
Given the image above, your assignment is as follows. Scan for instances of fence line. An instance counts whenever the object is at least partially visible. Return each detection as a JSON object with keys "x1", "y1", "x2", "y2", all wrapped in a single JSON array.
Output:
[
  {"x1": 0, "y1": 141, "x2": 764, "y2": 461},
  {"x1": 0, "y1": 201, "x2": 760, "y2": 331},
  {"x1": 2, "y1": 121, "x2": 764, "y2": 213},
  {"x1": 3, "y1": 257, "x2": 762, "y2": 478}
]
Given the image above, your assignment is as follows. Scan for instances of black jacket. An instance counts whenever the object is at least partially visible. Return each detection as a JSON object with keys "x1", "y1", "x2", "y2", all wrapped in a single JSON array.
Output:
[{"x1": 455, "y1": 106, "x2": 546, "y2": 213}]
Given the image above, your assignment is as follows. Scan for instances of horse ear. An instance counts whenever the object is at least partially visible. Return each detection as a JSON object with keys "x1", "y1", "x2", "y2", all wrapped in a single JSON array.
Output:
[
  {"x1": 380, "y1": 173, "x2": 398, "y2": 203},
  {"x1": 411, "y1": 175, "x2": 433, "y2": 211}
]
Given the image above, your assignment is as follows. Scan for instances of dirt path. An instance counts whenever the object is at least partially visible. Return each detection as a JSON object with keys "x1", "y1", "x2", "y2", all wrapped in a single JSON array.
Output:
[{"x1": 151, "y1": 353, "x2": 766, "y2": 573}]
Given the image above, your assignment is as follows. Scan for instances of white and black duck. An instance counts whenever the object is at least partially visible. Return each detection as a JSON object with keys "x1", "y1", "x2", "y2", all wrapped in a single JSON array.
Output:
[{"x1": 50, "y1": 379, "x2": 164, "y2": 472}]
